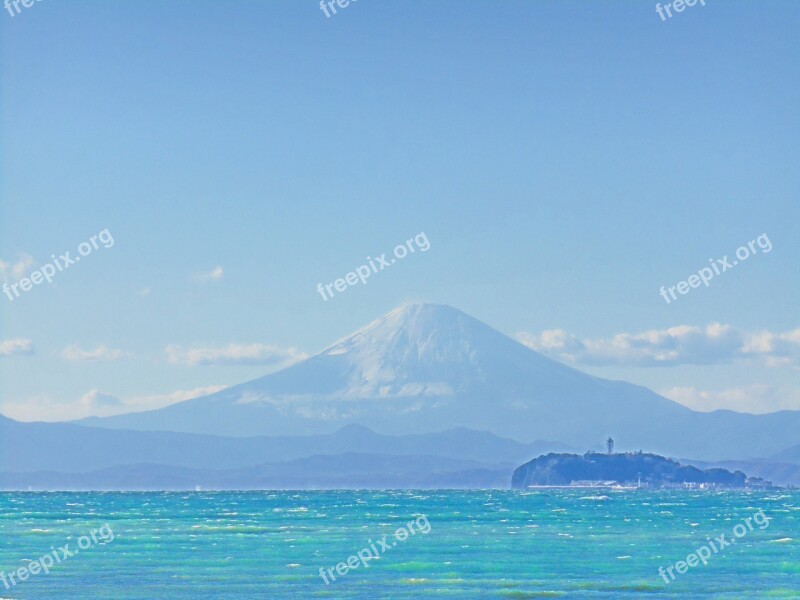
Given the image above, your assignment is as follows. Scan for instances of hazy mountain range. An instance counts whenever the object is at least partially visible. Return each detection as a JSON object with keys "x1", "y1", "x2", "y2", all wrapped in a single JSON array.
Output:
[
  {"x1": 79, "y1": 303, "x2": 800, "y2": 460},
  {"x1": 2, "y1": 303, "x2": 799, "y2": 489},
  {"x1": 0, "y1": 416, "x2": 573, "y2": 474},
  {"x1": 0, "y1": 415, "x2": 575, "y2": 490}
]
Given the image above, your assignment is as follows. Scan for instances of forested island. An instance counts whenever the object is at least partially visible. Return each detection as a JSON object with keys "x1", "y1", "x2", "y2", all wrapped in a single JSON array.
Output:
[{"x1": 511, "y1": 451, "x2": 773, "y2": 490}]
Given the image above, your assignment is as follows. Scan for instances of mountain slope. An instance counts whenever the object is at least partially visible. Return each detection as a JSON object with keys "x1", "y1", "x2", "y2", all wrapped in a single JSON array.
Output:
[
  {"x1": 770, "y1": 442, "x2": 800, "y2": 465},
  {"x1": 78, "y1": 304, "x2": 800, "y2": 460}
]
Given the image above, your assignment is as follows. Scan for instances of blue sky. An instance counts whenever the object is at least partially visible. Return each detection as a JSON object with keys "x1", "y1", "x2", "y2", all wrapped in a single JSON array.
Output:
[{"x1": 1, "y1": 0, "x2": 798, "y2": 421}]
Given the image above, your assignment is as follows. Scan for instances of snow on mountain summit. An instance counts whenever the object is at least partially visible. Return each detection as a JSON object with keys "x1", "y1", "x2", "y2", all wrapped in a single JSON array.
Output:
[{"x1": 317, "y1": 303, "x2": 559, "y2": 398}]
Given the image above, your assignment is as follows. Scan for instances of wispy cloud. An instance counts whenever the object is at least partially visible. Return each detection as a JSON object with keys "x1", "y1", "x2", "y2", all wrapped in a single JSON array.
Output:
[
  {"x1": 517, "y1": 324, "x2": 800, "y2": 368},
  {"x1": 165, "y1": 343, "x2": 307, "y2": 367},
  {"x1": 193, "y1": 266, "x2": 224, "y2": 283},
  {"x1": 741, "y1": 328, "x2": 800, "y2": 367},
  {"x1": 0, "y1": 385, "x2": 228, "y2": 422},
  {"x1": 0, "y1": 253, "x2": 34, "y2": 283},
  {"x1": 62, "y1": 345, "x2": 132, "y2": 361},
  {"x1": 79, "y1": 389, "x2": 125, "y2": 409},
  {"x1": 0, "y1": 338, "x2": 34, "y2": 357}
]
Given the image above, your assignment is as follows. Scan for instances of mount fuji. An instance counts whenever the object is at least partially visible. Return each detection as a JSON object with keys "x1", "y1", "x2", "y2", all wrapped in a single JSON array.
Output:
[{"x1": 81, "y1": 303, "x2": 800, "y2": 461}]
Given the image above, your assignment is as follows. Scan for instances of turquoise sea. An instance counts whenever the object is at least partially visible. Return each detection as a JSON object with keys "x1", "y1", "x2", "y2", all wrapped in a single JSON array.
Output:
[{"x1": 0, "y1": 490, "x2": 798, "y2": 599}]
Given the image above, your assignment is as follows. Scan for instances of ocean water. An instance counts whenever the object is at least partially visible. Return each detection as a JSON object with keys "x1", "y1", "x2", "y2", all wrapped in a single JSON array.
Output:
[{"x1": 0, "y1": 490, "x2": 798, "y2": 599}]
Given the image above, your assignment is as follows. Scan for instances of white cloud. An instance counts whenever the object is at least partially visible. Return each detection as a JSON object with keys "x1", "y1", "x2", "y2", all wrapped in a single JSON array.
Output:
[
  {"x1": 660, "y1": 385, "x2": 800, "y2": 414},
  {"x1": 0, "y1": 338, "x2": 34, "y2": 357},
  {"x1": 517, "y1": 329, "x2": 586, "y2": 362},
  {"x1": 62, "y1": 345, "x2": 131, "y2": 361},
  {"x1": 193, "y1": 266, "x2": 224, "y2": 283},
  {"x1": 517, "y1": 324, "x2": 800, "y2": 368},
  {"x1": 0, "y1": 253, "x2": 34, "y2": 283},
  {"x1": 741, "y1": 328, "x2": 800, "y2": 367},
  {"x1": 165, "y1": 343, "x2": 307, "y2": 367},
  {"x1": 0, "y1": 385, "x2": 228, "y2": 422},
  {"x1": 79, "y1": 389, "x2": 125, "y2": 409}
]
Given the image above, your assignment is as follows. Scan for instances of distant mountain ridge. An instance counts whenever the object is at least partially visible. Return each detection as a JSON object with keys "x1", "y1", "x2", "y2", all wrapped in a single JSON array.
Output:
[
  {"x1": 769, "y1": 442, "x2": 800, "y2": 464},
  {"x1": 77, "y1": 303, "x2": 800, "y2": 461},
  {"x1": 0, "y1": 414, "x2": 574, "y2": 474},
  {"x1": 0, "y1": 453, "x2": 514, "y2": 491},
  {"x1": 5, "y1": 408, "x2": 800, "y2": 488},
  {"x1": 1, "y1": 414, "x2": 578, "y2": 490}
]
